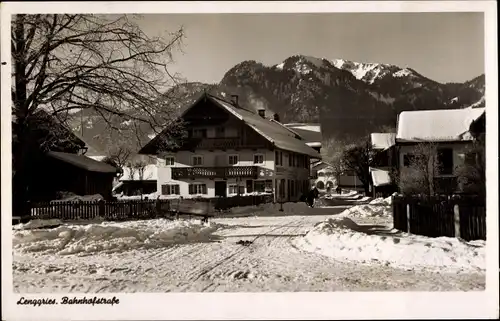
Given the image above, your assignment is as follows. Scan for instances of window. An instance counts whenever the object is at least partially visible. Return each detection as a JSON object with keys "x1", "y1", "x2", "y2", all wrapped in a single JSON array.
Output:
[
  {"x1": 228, "y1": 184, "x2": 239, "y2": 195},
  {"x1": 291, "y1": 180, "x2": 295, "y2": 197},
  {"x1": 265, "y1": 180, "x2": 273, "y2": 192},
  {"x1": 437, "y1": 148, "x2": 454, "y2": 175},
  {"x1": 275, "y1": 151, "x2": 281, "y2": 166},
  {"x1": 161, "y1": 184, "x2": 179, "y2": 195},
  {"x1": 215, "y1": 126, "x2": 225, "y2": 138},
  {"x1": 193, "y1": 128, "x2": 207, "y2": 138},
  {"x1": 165, "y1": 156, "x2": 175, "y2": 166},
  {"x1": 228, "y1": 154, "x2": 239, "y2": 165},
  {"x1": 238, "y1": 186, "x2": 245, "y2": 195},
  {"x1": 254, "y1": 154, "x2": 264, "y2": 164},
  {"x1": 254, "y1": 180, "x2": 266, "y2": 193},
  {"x1": 189, "y1": 183, "x2": 207, "y2": 195},
  {"x1": 192, "y1": 156, "x2": 203, "y2": 166}
]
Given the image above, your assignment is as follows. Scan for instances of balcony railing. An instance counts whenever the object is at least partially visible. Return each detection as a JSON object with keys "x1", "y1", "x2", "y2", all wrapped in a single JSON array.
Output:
[
  {"x1": 182, "y1": 137, "x2": 267, "y2": 151},
  {"x1": 172, "y1": 166, "x2": 259, "y2": 180}
]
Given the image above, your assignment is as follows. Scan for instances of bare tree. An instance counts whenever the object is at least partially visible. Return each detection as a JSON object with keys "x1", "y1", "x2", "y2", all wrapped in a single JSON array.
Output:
[
  {"x1": 12, "y1": 14, "x2": 186, "y2": 214},
  {"x1": 397, "y1": 142, "x2": 439, "y2": 197},
  {"x1": 340, "y1": 138, "x2": 374, "y2": 195},
  {"x1": 126, "y1": 156, "x2": 153, "y2": 200},
  {"x1": 321, "y1": 136, "x2": 356, "y2": 183},
  {"x1": 104, "y1": 145, "x2": 132, "y2": 177}
]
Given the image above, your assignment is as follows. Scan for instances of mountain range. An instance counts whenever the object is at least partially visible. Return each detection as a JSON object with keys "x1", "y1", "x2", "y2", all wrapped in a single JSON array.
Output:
[{"x1": 71, "y1": 54, "x2": 485, "y2": 155}]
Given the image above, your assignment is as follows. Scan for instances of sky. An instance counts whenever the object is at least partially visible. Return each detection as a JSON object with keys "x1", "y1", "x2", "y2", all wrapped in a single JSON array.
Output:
[{"x1": 133, "y1": 12, "x2": 484, "y2": 84}]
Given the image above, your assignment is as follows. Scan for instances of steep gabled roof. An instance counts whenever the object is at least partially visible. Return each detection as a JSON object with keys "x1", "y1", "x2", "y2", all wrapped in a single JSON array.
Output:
[
  {"x1": 396, "y1": 107, "x2": 486, "y2": 143},
  {"x1": 141, "y1": 93, "x2": 321, "y2": 158},
  {"x1": 47, "y1": 151, "x2": 118, "y2": 173}
]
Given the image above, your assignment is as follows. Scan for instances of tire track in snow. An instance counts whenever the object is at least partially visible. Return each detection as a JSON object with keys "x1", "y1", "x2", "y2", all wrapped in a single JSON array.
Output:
[{"x1": 182, "y1": 218, "x2": 306, "y2": 291}]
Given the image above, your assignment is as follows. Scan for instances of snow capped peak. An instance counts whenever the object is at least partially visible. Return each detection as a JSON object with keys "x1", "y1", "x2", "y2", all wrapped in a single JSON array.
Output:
[
  {"x1": 393, "y1": 68, "x2": 413, "y2": 78},
  {"x1": 331, "y1": 58, "x2": 346, "y2": 69}
]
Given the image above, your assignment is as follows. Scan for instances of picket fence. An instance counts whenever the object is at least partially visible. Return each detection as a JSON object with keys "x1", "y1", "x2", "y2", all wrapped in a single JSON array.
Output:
[
  {"x1": 392, "y1": 196, "x2": 486, "y2": 241},
  {"x1": 26, "y1": 194, "x2": 274, "y2": 222}
]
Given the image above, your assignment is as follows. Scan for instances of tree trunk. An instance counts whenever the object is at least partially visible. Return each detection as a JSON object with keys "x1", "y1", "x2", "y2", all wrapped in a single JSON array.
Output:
[{"x1": 12, "y1": 15, "x2": 31, "y2": 217}]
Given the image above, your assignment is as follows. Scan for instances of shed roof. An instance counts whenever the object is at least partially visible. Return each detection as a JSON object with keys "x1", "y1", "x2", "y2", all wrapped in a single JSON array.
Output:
[
  {"x1": 369, "y1": 167, "x2": 392, "y2": 187},
  {"x1": 371, "y1": 133, "x2": 396, "y2": 150},
  {"x1": 47, "y1": 151, "x2": 118, "y2": 173},
  {"x1": 396, "y1": 107, "x2": 486, "y2": 143}
]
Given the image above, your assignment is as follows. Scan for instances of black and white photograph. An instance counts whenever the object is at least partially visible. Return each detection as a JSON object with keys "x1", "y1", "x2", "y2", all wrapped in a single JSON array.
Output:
[{"x1": 2, "y1": 1, "x2": 498, "y2": 320}]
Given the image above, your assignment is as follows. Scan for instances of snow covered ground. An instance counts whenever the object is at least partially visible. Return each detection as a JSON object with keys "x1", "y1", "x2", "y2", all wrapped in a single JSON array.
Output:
[
  {"x1": 12, "y1": 201, "x2": 485, "y2": 293},
  {"x1": 295, "y1": 199, "x2": 485, "y2": 273}
]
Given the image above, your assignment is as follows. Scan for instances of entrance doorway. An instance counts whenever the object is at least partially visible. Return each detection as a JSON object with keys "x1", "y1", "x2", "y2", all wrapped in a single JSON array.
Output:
[{"x1": 214, "y1": 181, "x2": 227, "y2": 197}]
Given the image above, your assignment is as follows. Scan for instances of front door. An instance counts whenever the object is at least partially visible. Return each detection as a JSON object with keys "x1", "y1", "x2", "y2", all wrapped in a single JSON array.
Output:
[{"x1": 215, "y1": 181, "x2": 227, "y2": 197}]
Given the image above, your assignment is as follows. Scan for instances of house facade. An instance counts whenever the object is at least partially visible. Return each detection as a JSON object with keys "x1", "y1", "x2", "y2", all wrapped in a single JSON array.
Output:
[
  {"x1": 395, "y1": 107, "x2": 486, "y2": 194},
  {"x1": 139, "y1": 93, "x2": 321, "y2": 202}
]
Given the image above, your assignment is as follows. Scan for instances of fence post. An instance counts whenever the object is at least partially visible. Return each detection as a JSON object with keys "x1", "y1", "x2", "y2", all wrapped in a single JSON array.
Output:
[
  {"x1": 453, "y1": 204, "x2": 461, "y2": 238},
  {"x1": 98, "y1": 200, "x2": 105, "y2": 219},
  {"x1": 156, "y1": 198, "x2": 161, "y2": 217},
  {"x1": 406, "y1": 203, "x2": 411, "y2": 234}
]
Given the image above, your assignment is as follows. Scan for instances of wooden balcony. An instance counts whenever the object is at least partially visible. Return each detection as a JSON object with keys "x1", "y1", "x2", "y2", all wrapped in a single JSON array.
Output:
[
  {"x1": 172, "y1": 166, "x2": 259, "y2": 180},
  {"x1": 181, "y1": 137, "x2": 269, "y2": 151}
]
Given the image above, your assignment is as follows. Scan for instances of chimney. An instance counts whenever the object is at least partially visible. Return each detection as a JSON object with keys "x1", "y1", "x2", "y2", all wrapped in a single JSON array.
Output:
[
  {"x1": 230, "y1": 95, "x2": 239, "y2": 106},
  {"x1": 258, "y1": 109, "x2": 266, "y2": 118},
  {"x1": 273, "y1": 113, "x2": 280, "y2": 122}
]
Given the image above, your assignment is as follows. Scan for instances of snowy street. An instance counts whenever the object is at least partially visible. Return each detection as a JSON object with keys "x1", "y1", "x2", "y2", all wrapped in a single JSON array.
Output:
[{"x1": 13, "y1": 202, "x2": 485, "y2": 293}]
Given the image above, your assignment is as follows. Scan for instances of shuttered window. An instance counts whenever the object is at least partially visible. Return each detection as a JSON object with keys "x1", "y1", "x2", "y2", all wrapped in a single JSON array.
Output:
[
  {"x1": 161, "y1": 184, "x2": 179, "y2": 195},
  {"x1": 189, "y1": 183, "x2": 207, "y2": 195}
]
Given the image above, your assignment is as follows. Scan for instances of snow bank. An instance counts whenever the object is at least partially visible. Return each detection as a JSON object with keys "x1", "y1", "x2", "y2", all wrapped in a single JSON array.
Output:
[
  {"x1": 323, "y1": 190, "x2": 363, "y2": 200},
  {"x1": 13, "y1": 219, "x2": 221, "y2": 255},
  {"x1": 296, "y1": 216, "x2": 485, "y2": 272},
  {"x1": 13, "y1": 219, "x2": 64, "y2": 230}
]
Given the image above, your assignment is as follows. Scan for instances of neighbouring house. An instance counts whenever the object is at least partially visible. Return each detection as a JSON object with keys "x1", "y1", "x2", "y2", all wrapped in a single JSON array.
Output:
[
  {"x1": 338, "y1": 170, "x2": 364, "y2": 192},
  {"x1": 13, "y1": 110, "x2": 118, "y2": 205},
  {"x1": 284, "y1": 123, "x2": 325, "y2": 189},
  {"x1": 30, "y1": 151, "x2": 119, "y2": 201},
  {"x1": 369, "y1": 132, "x2": 398, "y2": 197},
  {"x1": 395, "y1": 107, "x2": 486, "y2": 195},
  {"x1": 139, "y1": 93, "x2": 322, "y2": 202},
  {"x1": 113, "y1": 161, "x2": 158, "y2": 197},
  {"x1": 310, "y1": 161, "x2": 337, "y2": 191}
]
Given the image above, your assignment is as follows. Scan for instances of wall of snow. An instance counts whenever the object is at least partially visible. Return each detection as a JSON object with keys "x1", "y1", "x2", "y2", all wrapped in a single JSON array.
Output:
[{"x1": 13, "y1": 219, "x2": 221, "y2": 256}]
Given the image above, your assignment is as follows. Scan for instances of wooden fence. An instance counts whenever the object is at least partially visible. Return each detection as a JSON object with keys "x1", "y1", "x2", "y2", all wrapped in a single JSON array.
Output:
[
  {"x1": 392, "y1": 196, "x2": 486, "y2": 241},
  {"x1": 25, "y1": 194, "x2": 274, "y2": 222}
]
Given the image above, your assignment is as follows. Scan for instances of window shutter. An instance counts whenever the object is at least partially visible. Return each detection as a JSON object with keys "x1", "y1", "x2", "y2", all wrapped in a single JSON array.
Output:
[
  {"x1": 189, "y1": 184, "x2": 194, "y2": 195},
  {"x1": 202, "y1": 184, "x2": 207, "y2": 194},
  {"x1": 161, "y1": 185, "x2": 168, "y2": 195}
]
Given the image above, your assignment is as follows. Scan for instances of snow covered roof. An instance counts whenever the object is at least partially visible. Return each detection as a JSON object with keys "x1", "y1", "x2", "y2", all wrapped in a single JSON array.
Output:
[
  {"x1": 119, "y1": 164, "x2": 157, "y2": 181},
  {"x1": 369, "y1": 167, "x2": 392, "y2": 187},
  {"x1": 47, "y1": 151, "x2": 118, "y2": 173},
  {"x1": 371, "y1": 133, "x2": 396, "y2": 150},
  {"x1": 396, "y1": 108, "x2": 486, "y2": 143},
  {"x1": 88, "y1": 155, "x2": 107, "y2": 162},
  {"x1": 284, "y1": 123, "x2": 322, "y2": 145}
]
